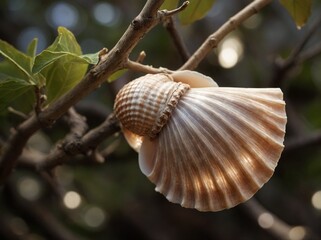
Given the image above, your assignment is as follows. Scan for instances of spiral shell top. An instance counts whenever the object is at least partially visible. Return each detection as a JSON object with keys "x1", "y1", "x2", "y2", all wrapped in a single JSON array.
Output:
[
  {"x1": 114, "y1": 70, "x2": 287, "y2": 212},
  {"x1": 114, "y1": 74, "x2": 190, "y2": 138}
]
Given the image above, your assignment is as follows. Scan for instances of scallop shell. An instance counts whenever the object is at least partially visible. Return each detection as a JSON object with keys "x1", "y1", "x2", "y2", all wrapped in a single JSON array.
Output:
[{"x1": 114, "y1": 71, "x2": 287, "y2": 212}]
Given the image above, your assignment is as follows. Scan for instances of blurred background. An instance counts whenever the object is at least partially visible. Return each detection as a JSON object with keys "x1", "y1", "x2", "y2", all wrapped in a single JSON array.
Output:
[{"x1": 1, "y1": 0, "x2": 321, "y2": 239}]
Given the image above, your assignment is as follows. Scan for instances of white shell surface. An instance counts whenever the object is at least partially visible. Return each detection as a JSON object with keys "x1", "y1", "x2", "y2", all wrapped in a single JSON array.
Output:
[
  {"x1": 171, "y1": 70, "x2": 218, "y2": 87},
  {"x1": 139, "y1": 87, "x2": 286, "y2": 212}
]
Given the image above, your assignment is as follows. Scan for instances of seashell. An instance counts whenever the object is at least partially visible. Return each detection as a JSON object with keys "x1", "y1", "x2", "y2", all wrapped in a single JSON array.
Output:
[{"x1": 114, "y1": 70, "x2": 287, "y2": 212}]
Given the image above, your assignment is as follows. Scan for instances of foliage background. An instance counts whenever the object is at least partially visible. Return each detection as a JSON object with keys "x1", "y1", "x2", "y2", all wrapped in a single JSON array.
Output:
[{"x1": 1, "y1": 0, "x2": 321, "y2": 239}]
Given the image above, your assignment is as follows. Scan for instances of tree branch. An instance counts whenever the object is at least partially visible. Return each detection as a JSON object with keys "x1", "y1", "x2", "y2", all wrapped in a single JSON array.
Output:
[
  {"x1": 163, "y1": 16, "x2": 191, "y2": 62},
  {"x1": 271, "y1": 15, "x2": 321, "y2": 86},
  {"x1": 125, "y1": 58, "x2": 173, "y2": 74},
  {"x1": 62, "y1": 107, "x2": 88, "y2": 155},
  {"x1": 0, "y1": 0, "x2": 166, "y2": 184},
  {"x1": 180, "y1": 0, "x2": 272, "y2": 70},
  {"x1": 36, "y1": 113, "x2": 119, "y2": 170}
]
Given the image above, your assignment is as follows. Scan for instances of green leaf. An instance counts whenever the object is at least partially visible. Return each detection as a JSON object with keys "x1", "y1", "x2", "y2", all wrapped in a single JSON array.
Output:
[
  {"x1": 280, "y1": 0, "x2": 312, "y2": 28},
  {"x1": 33, "y1": 51, "x2": 90, "y2": 74},
  {"x1": 33, "y1": 27, "x2": 97, "y2": 104},
  {"x1": 48, "y1": 26, "x2": 82, "y2": 54},
  {"x1": 38, "y1": 54, "x2": 89, "y2": 104},
  {"x1": 27, "y1": 38, "x2": 38, "y2": 58},
  {"x1": 161, "y1": 0, "x2": 179, "y2": 10},
  {"x1": 0, "y1": 78, "x2": 33, "y2": 112},
  {"x1": 178, "y1": 0, "x2": 216, "y2": 25},
  {"x1": 81, "y1": 52, "x2": 100, "y2": 65},
  {"x1": 0, "y1": 39, "x2": 34, "y2": 83}
]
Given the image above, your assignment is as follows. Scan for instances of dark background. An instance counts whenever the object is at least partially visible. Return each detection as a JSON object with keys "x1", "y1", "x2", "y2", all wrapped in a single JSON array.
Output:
[{"x1": 1, "y1": 0, "x2": 321, "y2": 239}]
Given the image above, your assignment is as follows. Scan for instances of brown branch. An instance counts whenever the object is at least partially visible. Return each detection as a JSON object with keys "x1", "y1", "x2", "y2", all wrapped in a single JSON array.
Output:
[
  {"x1": 36, "y1": 113, "x2": 119, "y2": 170},
  {"x1": 271, "y1": 15, "x2": 321, "y2": 86},
  {"x1": 0, "y1": 0, "x2": 167, "y2": 184},
  {"x1": 160, "y1": 1, "x2": 189, "y2": 17},
  {"x1": 62, "y1": 107, "x2": 88, "y2": 155},
  {"x1": 135, "y1": 51, "x2": 147, "y2": 63},
  {"x1": 125, "y1": 59, "x2": 173, "y2": 74},
  {"x1": 284, "y1": 15, "x2": 321, "y2": 67},
  {"x1": 180, "y1": 0, "x2": 273, "y2": 70},
  {"x1": 296, "y1": 42, "x2": 321, "y2": 65}
]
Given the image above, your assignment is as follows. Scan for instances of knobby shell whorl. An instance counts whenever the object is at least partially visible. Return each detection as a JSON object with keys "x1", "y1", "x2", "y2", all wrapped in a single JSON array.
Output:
[{"x1": 114, "y1": 74, "x2": 190, "y2": 138}]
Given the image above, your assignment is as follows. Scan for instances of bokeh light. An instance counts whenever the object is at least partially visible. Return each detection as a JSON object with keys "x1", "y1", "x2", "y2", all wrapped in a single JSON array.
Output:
[
  {"x1": 63, "y1": 191, "x2": 82, "y2": 209},
  {"x1": 46, "y1": 2, "x2": 80, "y2": 30},
  {"x1": 92, "y1": 2, "x2": 120, "y2": 27},
  {"x1": 311, "y1": 190, "x2": 321, "y2": 210},
  {"x1": 17, "y1": 177, "x2": 42, "y2": 201},
  {"x1": 17, "y1": 27, "x2": 48, "y2": 53},
  {"x1": 83, "y1": 206, "x2": 107, "y2": 228},
  {"x1": 218, "y1": 36, "x2": 243, "y2": 68},
  {"x1": 288, "y1": 226, "x2": 306, "y2": 240},
  {"x1": 257, "y1": 212, "x2": 274, "y2": 229}
]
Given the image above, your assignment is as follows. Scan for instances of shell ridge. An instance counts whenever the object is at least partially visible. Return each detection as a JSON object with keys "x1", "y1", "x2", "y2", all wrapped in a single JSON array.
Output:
[
  {"x1": 182, "y1": 91, "x2": 283, "y2": 182},
  {"x1": 181, "y1": 89, "x2": 287, "y2": 199},
  {"x1": 169, "y1": 106, "x2": 226, "y2": 210},
  {"x1": 189, "y1": 88, "x2": 286, "y2": 115},
  {"x1": 188, "y1": 90, "x2": 286, "y2": 128},
  {"x1": 175, "y1": 103, "x2": 229, "y2": 208},
  {"x1": 180, "y1": 98, "x2": 268, "y2": 194},
  {"x1": 167, "y1": 114, "x2": 201, "y2": 208},
  {"x1": 187, "y1": 90, "x2": 286, "y2": 144},
  {"x1": 183, "y1": 93, "x2": 284, "y2": 168},
  {"x1": 158, "y1": 120, "x2": 186, "y2": 203},
  {"x1": 179, "y1": 99, "x2": 256, "y2": 207}
]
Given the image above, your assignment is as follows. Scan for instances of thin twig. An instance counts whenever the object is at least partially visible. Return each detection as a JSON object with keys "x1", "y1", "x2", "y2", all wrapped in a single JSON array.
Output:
[
  {"x1": 62, "y1": 107, "x2": 88, "y2": 155},
  {"x1": 284, "y1": 15, "x2": 321, "y2": 67},
  {"x1": 164, "y1": 16, "x2": 190, "y2": 62},
  {"x1": 136, "y1": 51, "x2": 147, "y2": 63},
  {"x1": 36, "y1": 113, "x2": 119, "y2": 170},
  {"x1": 271, "y1": 15, "x2": 321, "y2": 86},
  {"x1": 296, "y1": 41, "x2": 321, "y2": 64},
  {"x1": 160, "y1": 1, "x2": 189, "y2": 17},
  {"x1": 180, "y1": 0, "x2": 273, "y2": 70},
  {"x1": 7, "y1": 107, "x2": 28, "y2": 119},
  {"x1": 125, "y1": 59, "x2": 173, "y2": 74}
]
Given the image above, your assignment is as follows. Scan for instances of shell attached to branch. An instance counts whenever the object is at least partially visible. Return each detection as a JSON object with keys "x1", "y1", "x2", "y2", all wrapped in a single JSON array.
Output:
[{"x1": 114, "y1": 70, "x2": 287, "y2": 212}]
